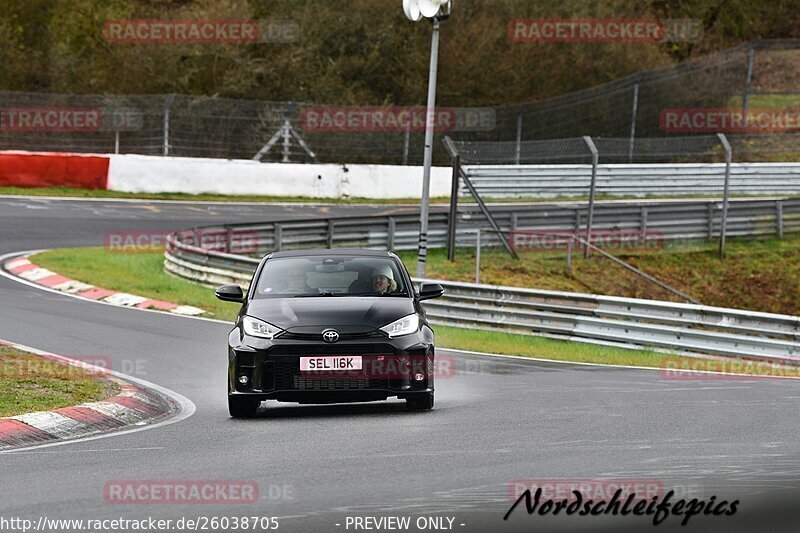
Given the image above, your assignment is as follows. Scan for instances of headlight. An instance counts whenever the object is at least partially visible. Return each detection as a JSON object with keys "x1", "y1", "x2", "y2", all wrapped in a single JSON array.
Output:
[
  {"x1": 380, "y1": 314, "x2": 420, "y2": 338},
  {"x1": 243, "y1": 316, "x2": 284, "y2": 339}
]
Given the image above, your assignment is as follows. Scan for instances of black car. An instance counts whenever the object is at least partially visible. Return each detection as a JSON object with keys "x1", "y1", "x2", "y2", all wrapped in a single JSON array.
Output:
[{"x1": 215, "y1": 248, "x2": 444, "y2": 418}]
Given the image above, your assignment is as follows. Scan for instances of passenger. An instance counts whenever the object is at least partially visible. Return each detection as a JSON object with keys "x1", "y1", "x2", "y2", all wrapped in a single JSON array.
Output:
[{"x1": 372, "y1": 265, "x2": 397, "y2": 294}]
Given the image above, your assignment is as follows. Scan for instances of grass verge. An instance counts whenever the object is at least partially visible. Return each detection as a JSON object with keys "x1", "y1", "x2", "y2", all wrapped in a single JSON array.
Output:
[
  {"x1": 0, "y1": 345, "x2": 117, "y2": 417},
  {"x1": 0, "y1": 186, "x2": 449, "y2": 204},
  {"x1": 34, "y1": 248, "x2": 235, "y2": 320},
  {"x1": 33, "y1": 247, "x2": 696, "y2": 369}
]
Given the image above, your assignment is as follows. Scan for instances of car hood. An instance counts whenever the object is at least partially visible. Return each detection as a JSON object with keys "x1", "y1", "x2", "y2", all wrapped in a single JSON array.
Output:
[{"x1": 245, "y1": 296, "x2": 416, "y2": 333}]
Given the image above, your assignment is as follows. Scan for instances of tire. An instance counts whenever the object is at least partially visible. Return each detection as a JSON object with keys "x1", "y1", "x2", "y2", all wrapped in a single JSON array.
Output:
[
  {"x1": 406, "y1": 392, "x2": 434, "y2": 411},
  {"x1": 228, "y1": 395, "x2": 260, "y2": 418}
]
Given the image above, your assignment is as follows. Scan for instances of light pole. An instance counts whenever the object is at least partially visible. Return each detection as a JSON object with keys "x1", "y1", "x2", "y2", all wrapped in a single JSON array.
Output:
[{"x1": 402, "y1": 0, "x2": 452, "y2": 278}]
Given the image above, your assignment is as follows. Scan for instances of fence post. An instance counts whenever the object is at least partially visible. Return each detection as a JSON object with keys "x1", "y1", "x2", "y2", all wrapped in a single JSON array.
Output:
[
  {"x1": 327, "y1": 220, "x2": 334, "y2": 249},
  {"x1": 515, "y1": 112, "x2": 522, "y2": 164},
  {"x1": 282, "y1": 117, "x2": 291, "y2": 163},
  {"x1": 742, "y1": 43, "x2": 757, "y2": 120},
  {"x1": 387, "y1": 217, "x2": 396, "y2": 250},
  {"x1": 114, "y1": 130, "x2": 120, "y2": 154},
  {"x1": 162, "y1": 93, "x2": 175, "y2": 156},
  {"x1": 583, "y1": 135, "x2": 599, "y2": 259},
  {"x1": 274, "y1": 223, "x2": 283, "y2": 252},
  {"x1": 717, "y1": 133, "x2": 733, "y2": 259},
  {"x1": 628, "y1": 79, "x2": 640, "y2": 162},
  {"x1": 403, "y1": 122, "x2": 411, "y2": 165},
  {"x1": 475, "y1": 229, "x2": 481, "y2": 284},
  {"x1": 776, "y1": 200, "x2": 784, "y2": 238},
  {"x1": 566, "y1": 238, "x2": 573, "y2": 274}
]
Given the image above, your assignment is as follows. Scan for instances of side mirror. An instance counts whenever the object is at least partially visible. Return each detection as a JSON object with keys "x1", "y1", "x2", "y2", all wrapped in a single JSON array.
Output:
[
  {"x1": 418, "y1": 282, "x2": 444, "y2": 301},
  {"x1": 215, "y1": 284, "x2": 245, "y2": 303}
]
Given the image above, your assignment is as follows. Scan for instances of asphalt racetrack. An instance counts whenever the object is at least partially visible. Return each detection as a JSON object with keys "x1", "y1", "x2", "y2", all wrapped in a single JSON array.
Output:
[{"x1": 0, "y1": 196, "x2": 799, "y2": 532}]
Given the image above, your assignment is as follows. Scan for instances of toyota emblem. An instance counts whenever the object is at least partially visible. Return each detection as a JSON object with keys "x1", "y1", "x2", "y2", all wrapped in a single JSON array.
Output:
[{"x1": 322, "y1": 329, "x2": 340, "y2": 343}]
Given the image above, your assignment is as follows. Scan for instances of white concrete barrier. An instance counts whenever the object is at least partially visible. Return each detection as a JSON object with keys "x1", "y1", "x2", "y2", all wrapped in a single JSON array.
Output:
[{"x1": 107, "y1": 154, "x2": 452, "y2": 199}]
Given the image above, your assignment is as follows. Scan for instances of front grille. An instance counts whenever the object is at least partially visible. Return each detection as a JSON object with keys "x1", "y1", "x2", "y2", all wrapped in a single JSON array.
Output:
[
  {"x1": 293, "y1": 376, "x2": 370, "y2": 390},
  {"x1": 262, "y1": 357, "x2": 391, "y2": 391},
  {"x1": 268, "y1": 343, "x2": 399, "y2": 356}
]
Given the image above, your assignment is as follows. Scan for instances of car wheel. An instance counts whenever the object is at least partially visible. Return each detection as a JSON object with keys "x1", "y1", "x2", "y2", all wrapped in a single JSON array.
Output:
[
  {"x1": 406, "y1": 392, "x2": 434, "y2": 411},
  {"x1": 228, "y1": 395, "x2": 260, "y2": 418}
]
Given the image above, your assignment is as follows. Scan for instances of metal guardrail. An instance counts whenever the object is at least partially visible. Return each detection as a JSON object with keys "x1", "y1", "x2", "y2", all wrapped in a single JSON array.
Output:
[
  {"x1": 460, "y1": 163, "x2": 800, "y2": 199},
  {"x1": 165, "y1": 220, "x2": 800, "y2": 364},
  {"x1": 459, "y1": 197, "x2": 800, "y2": 244},
  {"x1": 163, "y1": 197, "x2": 800, "y2": 266}
]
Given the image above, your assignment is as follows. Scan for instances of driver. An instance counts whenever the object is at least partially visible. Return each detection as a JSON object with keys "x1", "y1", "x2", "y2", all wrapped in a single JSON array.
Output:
[{"x1": 372, "y1": 265, "x2": 397, "y2": 294}]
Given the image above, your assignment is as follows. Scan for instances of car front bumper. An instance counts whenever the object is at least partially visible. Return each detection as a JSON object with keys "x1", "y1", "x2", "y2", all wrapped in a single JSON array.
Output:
[{"x1": 228, "y1": 327, "x2": 435, "y2": 403}]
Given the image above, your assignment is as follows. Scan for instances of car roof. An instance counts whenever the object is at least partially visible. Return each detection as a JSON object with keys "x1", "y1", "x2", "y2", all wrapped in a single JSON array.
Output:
[{"x1": 268, "y1": 248, "x2": 394, "y2": 258}]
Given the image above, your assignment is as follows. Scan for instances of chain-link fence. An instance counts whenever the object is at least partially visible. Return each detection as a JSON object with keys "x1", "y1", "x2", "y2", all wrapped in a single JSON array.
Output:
[
  {"x1": 444, "y1": 132, "x2": 800, "y2": 260},
  {"x1": 0, "y1": 39, "x2": 796, "y2": 165}
]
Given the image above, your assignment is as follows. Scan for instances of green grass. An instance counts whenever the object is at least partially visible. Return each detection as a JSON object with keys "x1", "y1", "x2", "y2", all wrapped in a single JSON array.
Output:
[
  {"x1": 32, "y1": 247, "x2": 698, "y2": 369},
  {"x1": 35, "y1": 248, "x2": 237, "y2": 320},
  {"x1": 0, "y1": 186, "x2": 449, "y2": 204},
  {"x1": 727, "y1": 93, "x2": 800, "y2": 108},
  {"x1": 0, "y1": 345, "x2": 116, "y2": 417}
]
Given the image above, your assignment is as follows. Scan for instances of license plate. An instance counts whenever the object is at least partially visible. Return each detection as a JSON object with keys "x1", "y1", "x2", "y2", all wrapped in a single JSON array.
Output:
[{"x1": 300, "y1": 356, "x2": 362, "y2": 371}]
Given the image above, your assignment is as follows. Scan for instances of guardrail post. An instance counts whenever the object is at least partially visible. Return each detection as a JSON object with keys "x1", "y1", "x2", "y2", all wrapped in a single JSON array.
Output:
[
  {"x1": 707, "y1": 203, "x2": 714, "y2": 240},
  {"x1": 387, "y1": 217, "x2": 396, "y2": 250},
  {"x1": 475, "y1": 229, "x2": 481, "y2": 284},
  {"x1": 717, "y1": 133, "x2": 733, "y2": 259},
  {"x1": 327, "y1": 220, "x2": 334, "y2": 249},
  {"x1": 225, "y1": 227, "x2": 232, "y2": 253},
  {"x1": 446, "y1": 144, "x2": 460, "y2": 261},
  {"x1": 640, "y1": 206, "x2": 648, "y2": 236},
  {"x1": 776, "y1": 200, "x2": 784, "y2": 238},
  {"x1": 583, "y1": 135, "x2": 599, "y2": 259},
  {"x1": 274, "y1": 223, "x2": 283, "y2": 252},
  {"x1": 511, "y1": 213, "x2": 518, "y2": 231}
]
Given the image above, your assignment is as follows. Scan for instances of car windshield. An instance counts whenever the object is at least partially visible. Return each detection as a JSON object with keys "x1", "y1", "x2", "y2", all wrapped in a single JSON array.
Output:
[{"x1": 253, "y1": 255, "x2": 408, "y2": 298}]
